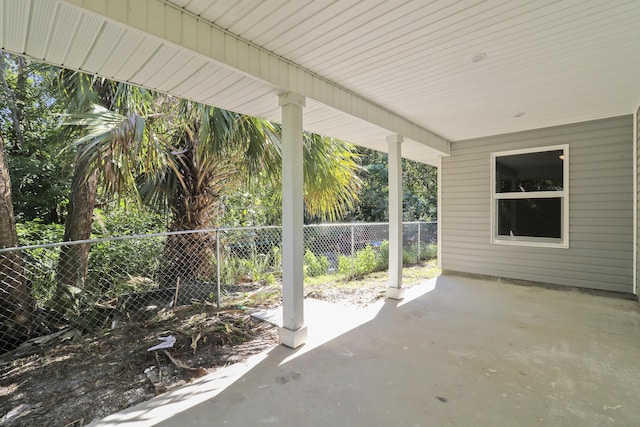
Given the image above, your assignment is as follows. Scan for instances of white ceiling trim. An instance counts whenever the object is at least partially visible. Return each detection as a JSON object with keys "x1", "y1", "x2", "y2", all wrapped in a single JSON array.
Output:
[{"x1": 60, "y1": 0, "x2": 450, "y2": 156}]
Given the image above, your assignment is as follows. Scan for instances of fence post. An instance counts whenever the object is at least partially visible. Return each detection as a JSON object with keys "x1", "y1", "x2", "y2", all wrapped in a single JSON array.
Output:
[
  {"x1": 216, "y1": 229, "x2": 221, "y2": 308},
  {"x1": 417, "y1": 222, "x2": 421, "y2": 263},
  {"x1": 350, "y1": 223, "x2": 355, "y2": 278}
]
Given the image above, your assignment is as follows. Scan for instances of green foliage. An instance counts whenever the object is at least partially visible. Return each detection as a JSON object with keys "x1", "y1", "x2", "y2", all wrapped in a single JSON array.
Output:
[
  {"x1": 337, "y1": 255, "x2": 352, "y2": 278},
  {"x1": 91, "y1": 205, "x2": 166, "y2": 238},
  {"x1": 221, "y1": 245, "x2": 281, "y2": 286},
  {"x1": 420, "y1": 243, "x2": 438, "y2": 261},
  {"x1": 378, "y1": 240, "x2": 389, "y2": 270},
  {"x1": 13, "y1": 221, "x2": 62, "y2": 305},
  {"x1": 26, "y1": 247, "x2": 60, "y2": 305},
  {"x1": 219, "y1": 175, "x2": 282, "y2": 226},
  {"x1": 88, "y1": 237, "x2": 164, "y2": 297},
  {"x1": 350, "y1": 152, "x2": 389, "y2": 222},
  {"x1": 87, "y1": 206, "x2": 166, "y2": 296},
  {"x1": 401, "y1": 242, "x2": 439, "y2": 266},
  {"x1": 346, "y1": 147, "x2": 438, "y2": 222},
  {"x1": 0, "y1": 53, "x2": 72, "y2": 223},
  {"x1": 304, "y1": 249, "x2": 329, "y2": 277},
  {"x1": 8, "y1": 155, "x2": 71, "y2": 223},
  {"x1": 15, "y1": 208, "x2": 166, "y2": 304},
  {"x1": 334, "y1": 240, "x2": 438, "y2": 282},
  {"x1": 402, "y1": 158, "x2": 438, "y2": 221},
  {"x1": 16, "y1": 220, "x2": 65, "y2": 245},
  {"x1": 338, "y1": 244, "x2": 379, "y2": 279},
  {"x1": 403, "y1": 247, "x2": 417, "y2": 265}
]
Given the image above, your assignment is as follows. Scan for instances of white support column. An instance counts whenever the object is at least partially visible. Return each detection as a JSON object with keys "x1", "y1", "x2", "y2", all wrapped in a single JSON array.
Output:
[
  {"x1": 387, "y1": 134, "x2": 405, "y2": 300},
  {"x1": 437, "y1": 156, "x2": 443, "y2": 270},
  {"x1": 278, "y1": 92, "x2": 307, "y2": 348}
]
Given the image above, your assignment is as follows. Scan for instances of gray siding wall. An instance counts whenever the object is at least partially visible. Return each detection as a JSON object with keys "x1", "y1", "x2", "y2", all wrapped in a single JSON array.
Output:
[
  {"x1": 636, "y1": 108, "x2": 639, "y2": 295},
  {"x1": 441, "y1": 116, "x2": 634, "y2": 293}
]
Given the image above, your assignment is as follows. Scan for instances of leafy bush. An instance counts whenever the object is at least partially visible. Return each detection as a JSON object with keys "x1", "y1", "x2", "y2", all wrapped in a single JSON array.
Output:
[
  {"x1": 421, "y1": 243, "x2": 438, "y2": 260},
  {"x1": 403, "y1": 246, "x2": 417, "y2": 265},
  {"x1": 338, "y1": 244, "x2": 378, "y2": 279},
  {"x1": 355, "y1": 245, "x2": 378, "y2": 276},
  {"x1": 92, "y1": 207, "x2": 165, "y2": 238},
  {"x1": 86, "y1": 207, "x2": 167, "y2": 296},
  {"x1": 304, "y1": 250, "x2": 329, "y2": 277},
  {"x1": 221, "y1": 245, "x2": 281, "y2": 286},
  {"x1": 16, "y1": 220, "x2": 64, "y2": 246},
  {"x1": 89, "y1": 237, "x2": 164, "y2": 297},
  {"x1": 14, "y1": 221, "x2": 65, "y2": 305},
  {"x1": 377, "y1": 240, "x2": 389, "y2": 270},
  {"x1": 337, "y1": 255, "x2": 352, "y2": 278}
]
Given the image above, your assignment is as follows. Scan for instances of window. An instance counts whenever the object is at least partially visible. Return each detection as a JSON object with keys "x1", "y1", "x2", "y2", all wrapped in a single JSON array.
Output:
[{"x1": 491, "y1": 145, "x2": 569, "y2": 248}]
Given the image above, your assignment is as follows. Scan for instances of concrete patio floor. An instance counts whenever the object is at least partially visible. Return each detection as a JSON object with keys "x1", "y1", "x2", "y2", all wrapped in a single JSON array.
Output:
[{"x1": 92, "y1": 275, "x2": 640, "y2": 426}]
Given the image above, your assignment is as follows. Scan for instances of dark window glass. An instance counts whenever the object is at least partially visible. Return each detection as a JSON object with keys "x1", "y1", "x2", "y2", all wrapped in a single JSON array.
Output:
[
  {"x1": 496, "y1": 150, "x2": 563, "y2": 193},
  {"x1": 497, "y1": 198, "x2": 562, "y2": 239}
]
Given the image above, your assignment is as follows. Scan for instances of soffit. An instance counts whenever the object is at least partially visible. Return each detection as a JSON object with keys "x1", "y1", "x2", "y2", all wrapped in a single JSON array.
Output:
[
  {"x1": 175, "y1": 0, "x2": 640, "y2": 141},
  {"x1": 2, "y1": 0, "x2": 640, "y2": 164}
]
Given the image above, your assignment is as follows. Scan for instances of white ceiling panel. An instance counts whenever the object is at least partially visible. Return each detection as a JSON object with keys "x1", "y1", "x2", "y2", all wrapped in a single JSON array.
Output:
[
  {"x1": 62, "y1": 13, "x2": 103, "y2": 70},
  {"x1": 162, "y1": 56, "x2": 209, "y2": 93},
  {"x1": 117, "y1": 38, "x2": 163, "y2": 82},
  {"x1": 79, "y1": 23, "x2": 125, "y2": 77},
  {"x1": 3, "y1": 0, "x2": 30, "y2": 53},
  {"x1": 2, "y1": 0, "x2": 640, "y2": 165},
  {"x1": 144, "y1": 50, "x2": 200, "y2": 89},
  {"x1": 169, "y1": 62, "x2": 220, "y2": 99},
  {"x1": 129, "y1": 44, "x2": 179, "y2": 84},
  {"x1": 45, "y1": 5, "x2": 82, "y2": 65},
  {"x1": 197, "y1": 71, "x2": 250, "y2": 103},
  {"x1": 24, "y1": 0, "x2": 57, "y2": 60}
]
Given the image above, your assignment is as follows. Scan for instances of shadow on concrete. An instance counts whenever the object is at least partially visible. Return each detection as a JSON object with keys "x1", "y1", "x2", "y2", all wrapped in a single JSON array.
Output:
[{"x1": 92, "y1": 275, "x2": 640, "y2": 427}]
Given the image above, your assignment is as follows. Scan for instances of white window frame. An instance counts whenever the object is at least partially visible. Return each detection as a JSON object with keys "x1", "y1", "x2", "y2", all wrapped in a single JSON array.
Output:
[{"x1": 490, "y1": 144, "x2": 569, "y2": 248}]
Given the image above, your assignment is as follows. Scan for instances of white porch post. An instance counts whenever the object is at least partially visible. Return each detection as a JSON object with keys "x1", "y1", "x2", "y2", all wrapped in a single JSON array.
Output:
[
  {"x1": 387, "y1": 134, "x2": 405, "y2": 300},
  {"x1": 437, "y1": 156, "x2": 443, "y2": 270},
  {"x1": 279, "y1": 92, "x2": 307, "y2": 348}
]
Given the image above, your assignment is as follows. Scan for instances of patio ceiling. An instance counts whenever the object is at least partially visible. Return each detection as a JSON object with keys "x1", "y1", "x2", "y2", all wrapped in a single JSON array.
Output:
[{"x1": 2, "y1": 0, "x2": 640, "y2": 165}]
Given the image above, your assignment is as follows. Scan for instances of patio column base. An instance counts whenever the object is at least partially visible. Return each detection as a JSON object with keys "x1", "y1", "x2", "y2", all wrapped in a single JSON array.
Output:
[
  {"x1": 279, "y1": 325, "x2": 308, "y2": 348},
  {"x1": 386, "y1": 287, "x2": 405, "y2": 300}
]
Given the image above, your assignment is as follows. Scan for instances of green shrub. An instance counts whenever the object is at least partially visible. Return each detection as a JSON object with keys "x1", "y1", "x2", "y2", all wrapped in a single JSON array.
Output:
[
  {"x1": 421, "y1": 243, "x2": 438, "y2": 260},
  {"x1": 14, "y1": 221, "x2": 64, "y2": 305},
  {"x1": 337, "y1": 255, "x2": 353, "y2": 278},
  {"x1": 88, "y1": 207, "x2": 166, "y2": 297},
  {"x1": 221, "y1": 246, "x2": 282, "y2": 286},
  {"x1": 91, "y1": 207, "x2": 165, "y2": 238},
  {"x1": 304, "y1": 250, "x2": 329, "y2": 277},
  {"x1": 376, "y1": 240, "x2": 389, "y2": 270},
  {"x1": 403, "y1": 246, "x2": 417, "y2": 265},
  {"x1": 89, "y1": 237, "x2": 164, "y2": 297},
  {"x1": 16, "y1": 220, "x2": 64, "y2": 245},
  {"x1": 339, "y1": 244, "x2": 378, "y2": 279}
]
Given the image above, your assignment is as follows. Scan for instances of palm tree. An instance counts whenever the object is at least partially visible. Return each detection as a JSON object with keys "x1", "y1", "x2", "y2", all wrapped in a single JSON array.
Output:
[
  {"x1": 65, "y1": 81, "x2": 361, "y2": 286},
  {"x1": 54, "y1": 73, "x2": 157, "y2": 303}
]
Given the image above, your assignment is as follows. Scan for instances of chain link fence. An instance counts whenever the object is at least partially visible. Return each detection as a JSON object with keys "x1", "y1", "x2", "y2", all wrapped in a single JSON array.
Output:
[{"x1": 0, "y1": 221, "x2": 436, "y2": 356}]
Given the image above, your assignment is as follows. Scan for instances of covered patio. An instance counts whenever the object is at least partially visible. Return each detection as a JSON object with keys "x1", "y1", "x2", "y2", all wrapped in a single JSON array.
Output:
[
  {"x1": 2, "y1": 1, "x2": 640, "y2": 424},
  {"x1": 92, "y1": 274, "x2": 640, "y2": 426},
  {"x1": 3, "y1": 0, "x2": 640, "y2": 348}
]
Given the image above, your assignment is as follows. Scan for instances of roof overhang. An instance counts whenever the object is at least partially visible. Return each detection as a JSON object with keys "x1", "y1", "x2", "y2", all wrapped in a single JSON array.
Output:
[
  {"x1": 3, "y1": 0, "x2": 640, "y2": 165},
  {"x1": 0, "y1": 0, "x2": 449, "y2": 165}
]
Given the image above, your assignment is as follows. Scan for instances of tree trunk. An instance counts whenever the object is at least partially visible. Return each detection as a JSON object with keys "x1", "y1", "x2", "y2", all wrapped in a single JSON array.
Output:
[
  {"x1": 0, "y1": 136, "x2": 33, "y2": 353},
  {"x1": 159, "y1": 148, "x2": 218, "y2": 287},
  {"x1": 0, "y1": 53, "x2": 26, "y2": 151},
  {"x1": 55, "y1": 159, "x2": 98, "y2": 310}
]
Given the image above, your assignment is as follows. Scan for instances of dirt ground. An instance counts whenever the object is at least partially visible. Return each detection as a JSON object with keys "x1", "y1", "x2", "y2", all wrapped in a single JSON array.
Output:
[{"x1": 0, "y1": 264, "x2": 438, "y2": 427}]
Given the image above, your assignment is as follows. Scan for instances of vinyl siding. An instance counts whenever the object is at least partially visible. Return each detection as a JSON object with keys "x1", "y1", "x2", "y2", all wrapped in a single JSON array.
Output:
[
  {"x1": 442, "y1": 116, "x2": 633, "y2": 293},
  {"x1": 636, "y1": 107, "x2": 640, "y2": 295}
]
